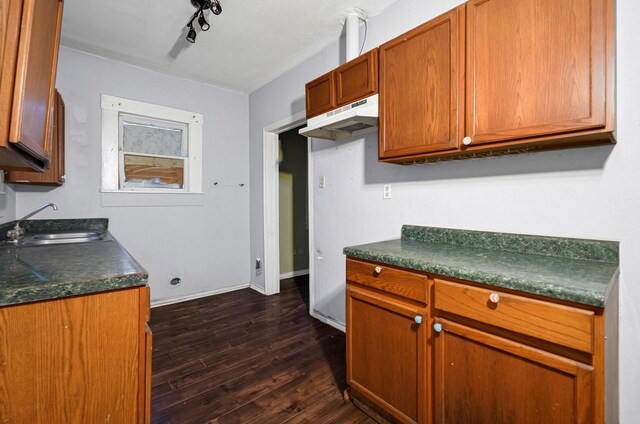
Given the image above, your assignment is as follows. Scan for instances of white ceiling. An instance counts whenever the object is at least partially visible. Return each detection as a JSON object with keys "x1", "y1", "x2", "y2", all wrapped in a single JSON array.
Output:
[{"x1": 60, "y1": 0, "x2": 398, "y2": 93}]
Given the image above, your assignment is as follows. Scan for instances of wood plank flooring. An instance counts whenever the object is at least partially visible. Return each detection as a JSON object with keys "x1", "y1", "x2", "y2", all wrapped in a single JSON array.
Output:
[{"x1": 150, "y1": 276, "x2": 375, "y2": 424}]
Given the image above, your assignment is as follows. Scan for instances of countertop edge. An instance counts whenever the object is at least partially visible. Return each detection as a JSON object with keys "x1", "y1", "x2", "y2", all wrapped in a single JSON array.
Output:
[
  {"x1": 344, "y1": 247, "x2": 610, "y2": 308},
  {"x1": 0, "y1": 272, "x2": 149, "y2": 308}
]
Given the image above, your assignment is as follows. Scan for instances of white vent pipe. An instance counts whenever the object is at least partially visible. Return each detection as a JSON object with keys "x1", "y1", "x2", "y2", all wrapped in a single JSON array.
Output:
[{"x1": 344, "y1": 8, "x2": 367, "y2": 62}]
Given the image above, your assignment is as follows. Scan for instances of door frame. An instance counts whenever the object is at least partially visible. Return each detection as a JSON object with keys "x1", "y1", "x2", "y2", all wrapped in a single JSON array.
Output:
[{"x1": 262, "y1": 112, "x2": 313, "y2": 307}]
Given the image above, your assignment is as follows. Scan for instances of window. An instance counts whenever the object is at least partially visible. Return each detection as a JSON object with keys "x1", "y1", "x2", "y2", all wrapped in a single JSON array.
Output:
[{"x1": 101, "y1": 95, "x2": 203, "y2": 193}]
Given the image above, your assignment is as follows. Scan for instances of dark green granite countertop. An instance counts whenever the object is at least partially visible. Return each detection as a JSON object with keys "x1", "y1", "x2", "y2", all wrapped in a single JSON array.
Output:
[
  {"x1": 0, "y1": 219, "x2": 148, "y2": 307},
  {"x1": 344, "y1": 225, "x2": 619, "y2": 307}
]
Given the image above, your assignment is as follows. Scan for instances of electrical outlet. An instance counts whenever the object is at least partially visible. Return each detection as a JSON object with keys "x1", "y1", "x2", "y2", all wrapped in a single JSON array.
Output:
[{"x1": 383, "y1": 184, "x2": 392, "y2": 199}]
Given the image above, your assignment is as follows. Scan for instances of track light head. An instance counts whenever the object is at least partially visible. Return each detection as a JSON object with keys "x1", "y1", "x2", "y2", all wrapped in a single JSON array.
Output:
[
  {"x1": 198, "y1": 11, "x2": 210, "y2": 31},
  {"x1": 186, "y1": 24, "x2": 197, "y2": 43},
  {"x1": 210, "y1": 0, "x2": 222, "y2": 15}
]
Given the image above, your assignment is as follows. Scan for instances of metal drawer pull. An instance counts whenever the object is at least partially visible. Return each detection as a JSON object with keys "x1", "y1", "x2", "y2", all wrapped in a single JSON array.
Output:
[
  {"x1": 433, "y1": 323, "x2": 442, "y2": 333},
  {"x1": 414, "y1": 315, "x2": 422, "y2": 325},
  {"x1": 374, "y1": 266, "x2": 382, "y2": 274},
  {"x1": 489, "y1": 292, "x2": 500, "y2": 303}
]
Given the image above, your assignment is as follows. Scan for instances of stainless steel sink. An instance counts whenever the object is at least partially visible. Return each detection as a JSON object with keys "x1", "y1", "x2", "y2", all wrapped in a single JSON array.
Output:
[
  {"x1": 16, "y1": 230, "x2": 108, "y2": 246},
  {"x1": 30, "y1": 231, "x2": 103, "y2": 240}
]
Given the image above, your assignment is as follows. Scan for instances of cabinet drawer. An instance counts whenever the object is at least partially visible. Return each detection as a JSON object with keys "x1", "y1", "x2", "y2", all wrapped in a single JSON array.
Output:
[
  {"x1": 434, "y1": 279, "x2": 594, "y2": 353},
  {"x1": 346, "y1": 259, "x2": 428, "y2": 304}
]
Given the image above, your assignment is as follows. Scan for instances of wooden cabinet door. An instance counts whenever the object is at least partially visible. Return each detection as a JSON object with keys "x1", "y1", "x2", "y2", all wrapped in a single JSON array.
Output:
[
  {"x1": 305, "y1": 71, "x2": 335, "y2": 118},
  {"x1": 379, "y1": 7, "x2": 463, "y2": 159},
  {"x1": 336, "y1": 48, "x2": 378, "y2": 106},
  {"x1": 0, "y1": 288, "x2": 142, "y2": 423},
  {"x1": 1, "y1": 0, "x2": 63, "y2": 166},
  {"x1": 6, "y1": 89, "x2": 65, "y2": 184},
  {"x1": 433, "y1": 318, "x2": 594, "y2": 424},
  {"x1": 465, "y1": 0, "x2": 610, "y2": 146},
  {"x1": 346, "y1": 286, "x2": 427, "y2": 424},
  {"x1": 0, "y1": 0, "x2": 23, "y2": 146}
]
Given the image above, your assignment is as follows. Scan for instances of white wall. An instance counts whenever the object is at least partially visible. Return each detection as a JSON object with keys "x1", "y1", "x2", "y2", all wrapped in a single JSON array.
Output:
[
  {"x1": 14, "y1": 47, "x2": 251, "y2": 302},
  {"x1": 0, "y1": 176, "x2": 16, "y2": 223},
  {"x1": 249, "y1": 0, "x2": 640, "y2": 421}
]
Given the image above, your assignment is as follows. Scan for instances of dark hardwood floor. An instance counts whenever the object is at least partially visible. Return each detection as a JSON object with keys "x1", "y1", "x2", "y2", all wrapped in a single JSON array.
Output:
[{"x1": 150, "y1": 275, "x2": 375, "y2": 424}]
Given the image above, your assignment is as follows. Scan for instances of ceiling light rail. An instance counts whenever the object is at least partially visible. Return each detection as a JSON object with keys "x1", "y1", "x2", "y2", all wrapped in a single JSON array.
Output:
[{"x1": 186, "y1": 0, "x2": 222, "y2": 43}]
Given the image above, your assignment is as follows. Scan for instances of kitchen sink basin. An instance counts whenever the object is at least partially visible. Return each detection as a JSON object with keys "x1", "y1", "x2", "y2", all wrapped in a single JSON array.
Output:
[
  {"x1": 30, "y1": 231, "x2": 103, "y2": 240},
  {"x1": 16, "y1": 230, "x2": 109, "y2": 246}
]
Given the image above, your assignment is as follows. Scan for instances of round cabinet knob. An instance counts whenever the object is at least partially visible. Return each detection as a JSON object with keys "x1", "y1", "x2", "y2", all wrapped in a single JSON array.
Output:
[
  {"x1": 414, "y1": 315, "x2": 423, "y2": 325},
  {"x1": 489, "y1": 292, "x2": 501, "y2": 304},
  {"x1": 433, "y1": 323, "x2": 443, "y2": 333},
  {"x1": 374, "y1": 266, "x2": 382, "y2": 274},
  {"x1": 462, "y1": 136, "x2": 472, "y2": 146}
]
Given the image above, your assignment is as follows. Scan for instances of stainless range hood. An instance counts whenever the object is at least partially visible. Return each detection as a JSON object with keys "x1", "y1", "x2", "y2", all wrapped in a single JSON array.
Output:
[{"x1": 299, "y1": 94, "x2": 378, "y2": 141}]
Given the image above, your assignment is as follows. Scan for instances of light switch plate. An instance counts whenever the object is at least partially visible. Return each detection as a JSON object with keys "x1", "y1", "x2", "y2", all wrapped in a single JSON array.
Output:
[{"x1": 383, "y1": 184, "x2": 392, "y2": 199}]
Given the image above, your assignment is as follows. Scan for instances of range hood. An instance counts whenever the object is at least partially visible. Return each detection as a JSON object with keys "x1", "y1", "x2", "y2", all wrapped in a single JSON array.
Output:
[{"x1": 299, "y1": 94, "x2": 378, "y2": 141}]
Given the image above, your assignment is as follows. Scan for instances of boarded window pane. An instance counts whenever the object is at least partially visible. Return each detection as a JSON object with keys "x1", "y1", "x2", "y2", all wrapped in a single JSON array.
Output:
[
  {"x1": 122, "y1": 155, "x2": 184, "y2": 189},
  {"x1": 121, "y1": 119, "x2": 186, "y2": 157}
]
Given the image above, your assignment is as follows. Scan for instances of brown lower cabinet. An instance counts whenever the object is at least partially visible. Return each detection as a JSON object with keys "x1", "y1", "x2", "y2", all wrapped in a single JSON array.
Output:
[
  {"x1": 433, "y1": 318, "x2": 593, "y2": 424},
  {"x1": 347, "y1": 286, "x2": 428, "y2": 424},
  {"x1": 0, "y1": 286, "x2": 152, "y2": 424},
  {"x1": 346, "y1": 259, "x2": 430, "y2": 424},
  {"x1": 346, "y1": 258, "x2": 617, "y2": 424}
]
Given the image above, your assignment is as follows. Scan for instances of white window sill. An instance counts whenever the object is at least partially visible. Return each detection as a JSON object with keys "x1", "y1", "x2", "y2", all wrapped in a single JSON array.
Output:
[{"x1": 100, "y1": 191, "x2": 204, "y2": 207}]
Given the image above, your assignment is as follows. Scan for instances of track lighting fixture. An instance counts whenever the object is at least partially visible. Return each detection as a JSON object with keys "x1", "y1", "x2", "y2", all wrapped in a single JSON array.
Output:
[
  {"x1": 186, "y1": 23, "x2": 197, "y2": 43},
  {"x1": 198, "y1": 11, "x2": 210, "y2": 31},
  {"x1": 186, "y1": 0, "x2": 222, "y2": 43}
]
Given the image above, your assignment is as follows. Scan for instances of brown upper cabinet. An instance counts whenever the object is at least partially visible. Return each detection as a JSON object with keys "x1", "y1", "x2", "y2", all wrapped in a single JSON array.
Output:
[
  {"x1": 0, "y1": 0, "x2": 64, "y2": 172},
  {"x1": 379, "y1": 7, "x2": 463, "y2": 160},
  {"x1": 305, "y1": 71, "x2": 335, "y2": 119},
  {"x1": 6, "y1": 89, "x2": 65, "y2": 185},
  {"x1": 465, "y1": 0, "x2": 613, "y2": 146},
  {"x1": 335, "y1": 48, "x2": 378, "y2": 106},
  {"x1": 305, "y1": 48, "x2": 378, "y2": 119},
  {"x1": 380, "y1": 0, "x2": 615, "y2": 163}
]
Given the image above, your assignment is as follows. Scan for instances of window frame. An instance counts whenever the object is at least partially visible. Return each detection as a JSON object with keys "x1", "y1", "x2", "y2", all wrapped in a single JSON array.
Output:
[{"x1": 101, "y1": 94, "x2": 203, "y2": 194}]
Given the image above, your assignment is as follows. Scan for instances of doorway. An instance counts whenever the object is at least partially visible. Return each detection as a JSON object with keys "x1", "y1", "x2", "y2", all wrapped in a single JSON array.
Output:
[
  {"x1": 262, "y1": 112, "x2": 314, "y2": 311},
  {"x1": 278, "y1": 127, "x2": 309, "y2": 280}
]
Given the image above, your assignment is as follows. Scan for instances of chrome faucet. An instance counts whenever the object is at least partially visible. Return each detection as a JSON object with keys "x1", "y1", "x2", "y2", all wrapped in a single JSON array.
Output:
[{"x1": 6, "y1": 203, "x2": 58, "y2": 241}]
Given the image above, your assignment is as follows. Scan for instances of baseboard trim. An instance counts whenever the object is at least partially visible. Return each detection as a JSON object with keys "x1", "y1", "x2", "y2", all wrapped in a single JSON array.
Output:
[
  {"x1": 279, "y1": 269, "x2": 310, "y2": 280},
  {"x1": 151, "y1": 283, "x2": 250, "y2": 308},
  {"x1": 311, "y1": 310, "x2": 346, "y2": 333},
  {"x1": 250, "y1": 283, "x2": 267, "y2": 295}
]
